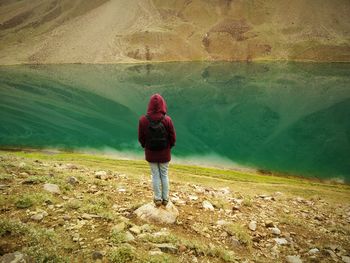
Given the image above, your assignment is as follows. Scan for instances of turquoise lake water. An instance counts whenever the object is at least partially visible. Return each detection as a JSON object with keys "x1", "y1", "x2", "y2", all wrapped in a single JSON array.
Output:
[{"x1": 0, "y1": 62, "x2": 349, "y2": 181}]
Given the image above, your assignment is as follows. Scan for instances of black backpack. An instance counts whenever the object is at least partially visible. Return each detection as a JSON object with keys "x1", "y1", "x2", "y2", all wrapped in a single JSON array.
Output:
[{"x1": 145, "y1": 114, "x2": 168, "y2": 150}]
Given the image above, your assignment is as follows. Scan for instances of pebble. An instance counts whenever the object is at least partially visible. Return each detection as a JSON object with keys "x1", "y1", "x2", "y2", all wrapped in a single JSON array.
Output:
[
  {"x1": 265, "y1": 220, "x2": 274, "y2": 228},
  {"x1": 0, "y1": 251, "x2": 31, "y2": 263},
  {"x1": 125, "y1": 231, "x2": 135, "y2": 242},
  {"x1": 129, "y1": 225, "x2": 141, "y2": 235},
  {"x1": 342, "y1": 256, "x2": 350, "y2": 263},
  {"x1": 31, "y1": 213, "x2": 44, "y2": 221},
  {"x1": 271, "y1": 227, "x2": 281, "y2": 235},
  {"x1": 308, "y1": 248, "x2": 319, "y2": 255},
  {"x1": 155, "y1": 243, "x2": 178, "y2": 253},
  {"x1": 112, "y1": 222, "x2": 126, "y2": 233},
  {"x1": 67, "y1": 176, "x2": 79, "y2": 185},
  {"x1": 95, "y1": 171, "x2": 107, "y2": 179},
  {"x1": 286, "y1": 255, "x2": 302, "y2": 263},
  {"x1": 274, "y1": 238, "x2": 288, "y2": 245},
  {"x1": 92, "y1": 251, "x2": 103, "y2": 260},
  {"x1": 248, "y1": 221, "x2": 257, "y2": 231},
  {"x1": 202, "y1": 200, "x2": 214, "y2": 211},
  {"x1": 43, "y1": 183, "x2": 61, "y2": 194}
]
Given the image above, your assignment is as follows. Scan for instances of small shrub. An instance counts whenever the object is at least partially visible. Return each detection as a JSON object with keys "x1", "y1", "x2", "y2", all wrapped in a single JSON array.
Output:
[
  {"x1": 110, "y1": 231, "x2": 127, "y2": 244},
  {"x1": 139, "y1": 233, "x2": 178, "y2": 244},
  {"x1": 16, "y1": 196, "x2": 34, "y2": 208},
  {"x1": 224, "y1": 223, "x2": 251, "y2": 247},
  {"x1": 242, "y1": 197, "x2": 252, "y2": 207},
  {"x1": 108, "y1": 245, "x2": 137, "y2": 263}
]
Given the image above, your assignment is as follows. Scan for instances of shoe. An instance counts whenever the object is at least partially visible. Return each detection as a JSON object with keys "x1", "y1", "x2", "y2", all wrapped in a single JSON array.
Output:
[
  {"x1": 162, "y1": 200, "x2": 168, "y2": 206},
  {"x1": 154, "y1": 200, "x2": 162, "y2": 207}
]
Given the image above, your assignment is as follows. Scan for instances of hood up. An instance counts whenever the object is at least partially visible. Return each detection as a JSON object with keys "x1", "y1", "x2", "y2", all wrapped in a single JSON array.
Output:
[{"x1": 147, "y1": 93, "x2": 167, "y2": 119}]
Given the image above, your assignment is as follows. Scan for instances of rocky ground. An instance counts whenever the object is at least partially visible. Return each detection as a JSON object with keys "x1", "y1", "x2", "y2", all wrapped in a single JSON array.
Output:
[{"x1": 0, "y1": 150, "x2": 349, "y2": 263}]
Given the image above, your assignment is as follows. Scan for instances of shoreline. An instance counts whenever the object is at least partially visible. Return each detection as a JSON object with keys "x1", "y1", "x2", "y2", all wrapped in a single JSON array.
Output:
[
  {"x1": 1, "y1": 59, "x2": 350, "y2": 67},
  {"x1": 1, "y1": 146, "x2": 347, "y2": 186}
]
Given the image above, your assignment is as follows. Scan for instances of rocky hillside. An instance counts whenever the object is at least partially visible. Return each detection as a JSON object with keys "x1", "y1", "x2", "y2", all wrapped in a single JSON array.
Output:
[
  {"x1": 0, "y1": 150, "x2": 350, "y2": 262},
  {"x1": 0, "y1": 0, "x2": 349, "y2": 65}
]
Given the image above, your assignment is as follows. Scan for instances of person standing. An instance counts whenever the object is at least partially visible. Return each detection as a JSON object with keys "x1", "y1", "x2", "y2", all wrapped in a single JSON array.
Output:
[{"x1": 138, "y1": 94, "x2": 176, "y2": 207}]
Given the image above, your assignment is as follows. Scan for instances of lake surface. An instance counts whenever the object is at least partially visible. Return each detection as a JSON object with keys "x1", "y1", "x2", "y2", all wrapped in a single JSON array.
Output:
[{"x1": 0, "y1": 62, "x2": 349, "y2": 181}]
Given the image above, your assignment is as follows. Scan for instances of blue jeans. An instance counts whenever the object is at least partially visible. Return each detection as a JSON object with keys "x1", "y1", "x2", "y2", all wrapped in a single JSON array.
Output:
[{"x1": 149, "y1": 162, "x2": 169, "y2": 201}]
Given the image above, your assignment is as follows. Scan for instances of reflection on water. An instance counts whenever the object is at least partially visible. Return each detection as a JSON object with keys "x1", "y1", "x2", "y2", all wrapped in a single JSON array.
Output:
[{"x1": 0, "y1": 62, "x2": 349, "y2": 181}]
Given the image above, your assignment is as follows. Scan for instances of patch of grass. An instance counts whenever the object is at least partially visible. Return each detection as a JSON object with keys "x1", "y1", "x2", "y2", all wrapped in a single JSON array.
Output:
[
  {"x1": 0, "y1": 219, "x2": 28, "y2": 236},
  {"x1": 108, "y1": 245, "x2": 137, "y2": 263},
  {"x1": 242, "y1": 196, "x2": 252, "y2": 207},
  {"x1": 139, "y1": 233, "x2": 178, "y2": 244},
  {"x1": 209, "y1": 197, "x2": 230, "y2": 209},
  {"x1": 0, "y1": 174, "x2": 14, "y2": 181},
  {"x1": 224, "y1": 223, "x2": 252, "y2": 247},
  {"x1": 279, "y1": 214, "x2": 303, "y2": 227},
  {"x1": 181, "y1": 239, "x2": 236, "y2": 262},
  {"x1": 15, "y1": 196, "x2": 34, "y2": 208},
  {"x1": 145, "y1": 254, "x2": 177, "y2": 263},
  {"x1": 15, "y1": 192, "x2": 54, "y2": 209},
  {"x1": 64, "y1": 199, "x2": 82, "y2": 210},
  {"x1": 110, "y1": 231, "x2": 127, "y2": 244}
]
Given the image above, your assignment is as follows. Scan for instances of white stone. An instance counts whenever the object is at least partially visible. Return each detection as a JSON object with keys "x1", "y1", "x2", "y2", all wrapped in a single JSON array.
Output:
[
  {"x1": 31, "y1": 213, "x2": 44, "y2": 221},
  {"x1": 271, "y1": 227, "x2": 281, "y2": 235},
  {"x1": 342, "y1": 256, "x2": 350, "y2": 263},
  {"x1": 202, "y1": 201, "x2": 214, "y2": 211},
  {"x1": 134, "y1": 201, "x2": 179, "y2": 224},
  {"x1": 248, "y1": 221, "x2": 257, "y2": 231},
  {"x1": 274, "y1": 238, "x2": 288, "y2": 245},
  {"x1": 308, "y1": 248, "x2": 319, "y2": 255},
  {"x1": 129, "y1": 225, "x2": 141, "y2": 235},
  {"x1": 125, "y1": 231, "x2": 135, "y2": 242},
  {"x1": 188, "y1": 195, "x2": 198, "y2": 201},
  {"x1": 43, "y1": 183, "x2": 61, "y2": 194},
  {"x1": 95, "y1": 171, "x2": 107, "y2": 178},
  {"x1": 286, "y1": 255, "x2": 302, "y2": 263}
]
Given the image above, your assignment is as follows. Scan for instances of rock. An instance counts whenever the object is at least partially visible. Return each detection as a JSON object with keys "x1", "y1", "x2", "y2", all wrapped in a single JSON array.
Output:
[
  {"x1": 0, "y1": 251, "x2": 31, "y2": 263},
  {"x1": 134, "y1": 201, "x2": 179, "y2": 224},
  {"x1": 129, "y1": 225, "x2": 141, "y2": 235},
  {"x1": 95, "y1": 171, "x2": 107, "y2": 179},
  {"x1": 188, "y1": 195, "x2": 198, "y2": 201},
  {"x1": 0, "y1": 184, "x2": 10, "y2": 190},
  {"x1": 286, "y1": 255, "x2": 302, "y2": 263},
  {"x1": 178, "y1": 244, "x2": 187, "y2": 253},
  {"x1": 155, "y1": 243, "x2": 178, "y2": 254},
  {"x1": 72, "y1": 233, "x2": 80, "y2": 242},
  {"x1": 140, "y1": 224, "x2": 152, "y2": 232},
  {"x1": 67, "y1": 176, "x2": 79, "y2": 185},
  {"x1": 202, "y1": 200, "x2": 214, "y2": 211},
  {"x1": 125, "y1": 231, "x2": 135, "y2": 242},
  {"x1": 271, "y1": 227, "x2": 281, "y2": 235},
  {"x1": 265, "y1": 220, "x2": 274, "y2": 228},
  {"x1": 19, "y1": 162, "x2": 26, "y2": 168},
  {"x1": 232, "y1": 205, "x2": 240, "y2": 211},
  {"x1": 231, "y1": 237, "x2": 241, "y2": 247},
  {"x1": 81, "y1": 213, "x2": 100, "y2": 220},
  {"x1": 149, "y1": 250, "x2": 163, "y2": 256},
  {"x1": 274, "y1": 238, "x2": 288, "y2": 245},
  {"x1": 31, "y1": 213, "x2": 44, "y2": 221},
  {"x1": 66, "y1": 163, "x2": 78, "y2": 169},
  {"x1": 342, "y1": 256, "x2": 350, "y2": 263},
  {"x1": 248, "y1": 221, "x2": 257, "y2": 231},
  {"x1": 216, "y1": 220, "x2": 229, "y2": 226},
  {"x1": 308, "y1": 248, "x2": 319, "y2": 255},
  {"x1": 43, "y1": 183, "x2": 61, "y2": 194}
]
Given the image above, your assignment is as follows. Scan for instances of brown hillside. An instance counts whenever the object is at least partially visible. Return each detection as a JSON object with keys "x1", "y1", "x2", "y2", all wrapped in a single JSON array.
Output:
[{"x1": 0, "y1": 0, "x2": 349, "y2": 64}]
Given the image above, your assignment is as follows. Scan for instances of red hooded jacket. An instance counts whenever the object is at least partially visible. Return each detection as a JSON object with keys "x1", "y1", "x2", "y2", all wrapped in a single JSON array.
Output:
[{"x1": 138, "y1": 94, "x2": 176, "y2": 163}]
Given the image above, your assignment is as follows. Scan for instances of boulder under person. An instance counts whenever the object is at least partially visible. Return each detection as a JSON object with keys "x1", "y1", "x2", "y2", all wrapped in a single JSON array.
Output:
[{"x1": 138, "y1": 93, "x2": 176, "y2": 207}]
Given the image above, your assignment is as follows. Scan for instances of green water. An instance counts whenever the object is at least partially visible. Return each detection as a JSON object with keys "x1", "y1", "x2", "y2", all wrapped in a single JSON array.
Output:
[{"x1": 0, "y1": 62, "x2": 349, "y2": 181}]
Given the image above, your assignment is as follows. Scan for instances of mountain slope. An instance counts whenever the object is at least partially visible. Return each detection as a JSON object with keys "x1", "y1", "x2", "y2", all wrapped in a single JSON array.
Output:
[{"x1": 0, "y1": 0, "x2": 350, "y2": 64}]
